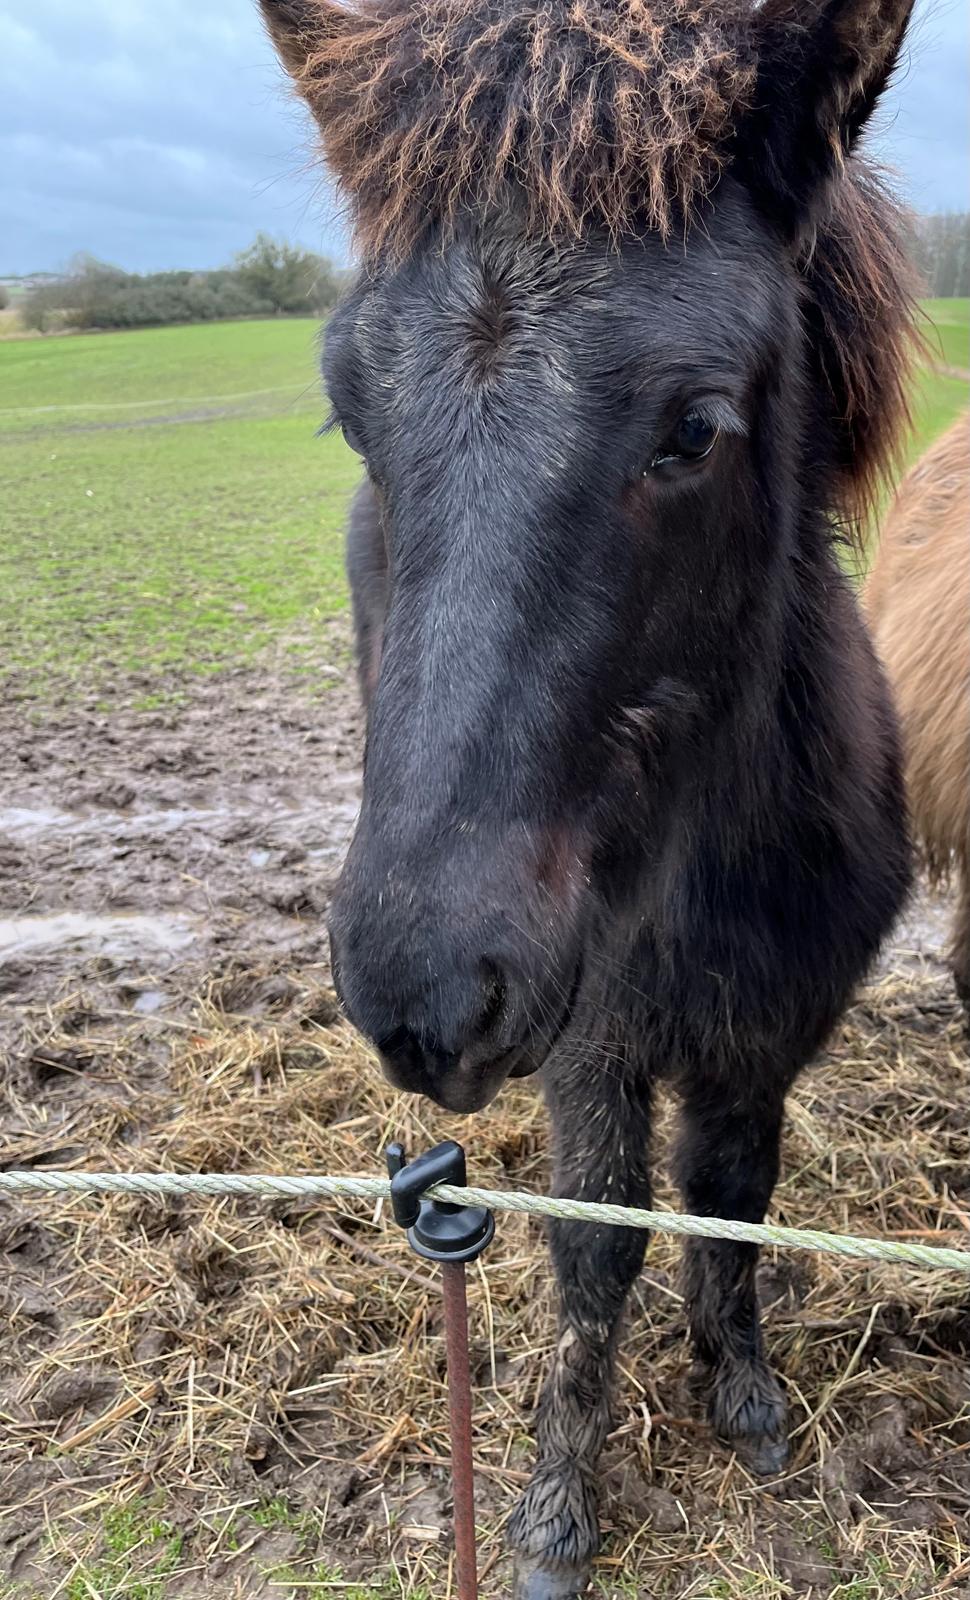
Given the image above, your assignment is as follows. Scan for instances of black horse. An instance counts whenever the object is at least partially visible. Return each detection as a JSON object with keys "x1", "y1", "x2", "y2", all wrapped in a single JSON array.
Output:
[{"x1": 262, "y1": 0, "x2": 917, "y2": 1591}]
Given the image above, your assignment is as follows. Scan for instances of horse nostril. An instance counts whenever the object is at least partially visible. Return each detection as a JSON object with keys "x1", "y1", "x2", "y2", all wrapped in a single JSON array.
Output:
[{"x1": 477, "y1": 966, "x2": 507, "y2": 1039}]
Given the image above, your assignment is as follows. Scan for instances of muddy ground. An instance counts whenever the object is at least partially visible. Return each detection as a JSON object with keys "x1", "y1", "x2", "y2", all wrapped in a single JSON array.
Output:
[
  {"x1": 0, "y1": 669, "x2": 968, "y2": 1599},
  {"x1": 0, "y1": 667, "x2": 364, "y2": 1014}
]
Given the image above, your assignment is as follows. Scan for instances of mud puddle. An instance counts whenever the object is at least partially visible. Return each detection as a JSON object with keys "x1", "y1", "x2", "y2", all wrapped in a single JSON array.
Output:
[
  {"x1": 0, "y1": 911, "x2": 198, "y2": 963},
  {"x1": 0, "y1": 792, "x2": 360, "y2": 862}
]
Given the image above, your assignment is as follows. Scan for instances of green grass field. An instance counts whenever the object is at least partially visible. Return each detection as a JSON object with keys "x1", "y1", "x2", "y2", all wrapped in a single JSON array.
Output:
[
  {"x1": 0, "y1": 305, "x2": 966, "y2": 695},
  {"x1": 0, "y1": 320, "x2": 360, "y2": 686},
  {"x1": 909, "y1": 298, "x2": 969, "y2": 454},
  {"x1": 920, "y1": 296, "x2": 970, "y2": 371}
]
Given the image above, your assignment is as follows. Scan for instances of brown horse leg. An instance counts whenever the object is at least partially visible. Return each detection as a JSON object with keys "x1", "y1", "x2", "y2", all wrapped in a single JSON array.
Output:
[
  {"x1": 676, "y1": 1080, "x2": 789, "y2": 1477},
  {"x1": 509, "y1": 1057, "x2": 653, "y2": 1599},
  {"x1": 951, "y1": 865, "x2": 970, "y2": 1018}
]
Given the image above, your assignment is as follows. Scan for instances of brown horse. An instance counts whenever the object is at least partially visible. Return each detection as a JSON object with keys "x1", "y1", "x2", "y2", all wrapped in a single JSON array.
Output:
[
  {"x1": 866, "y1": 410, "x2": 970, "y2": 1008},
  {"x1": 260, "y1": 0, "x2": 919, "y2": 1592}
]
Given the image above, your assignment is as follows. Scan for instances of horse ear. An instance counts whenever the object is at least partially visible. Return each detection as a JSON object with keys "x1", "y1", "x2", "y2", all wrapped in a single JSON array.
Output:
[
  {"x1": 259, "y1": 0, "x2": 347, "y2": 82},
  {"x1": 740, "y1": 0, "x2": 914, "y2": 238}
]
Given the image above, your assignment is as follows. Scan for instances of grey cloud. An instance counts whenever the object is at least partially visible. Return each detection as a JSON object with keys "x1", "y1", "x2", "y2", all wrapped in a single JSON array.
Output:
[
  {"x1": 1, "y1": 0, "x2": 966, "y2": 275},
  {"x1": 1, "y1": 0, "x2": 346, "y2": 273}
]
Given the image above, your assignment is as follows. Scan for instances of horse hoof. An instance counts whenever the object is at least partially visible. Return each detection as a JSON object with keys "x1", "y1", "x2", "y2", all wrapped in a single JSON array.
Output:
[
  {"x1": 514, "y1": 1556, "x2": 591, "y2": 1599},
  {"x1": 708, "y1": 1357, "x2": 789, "y2": 1478},
  {"x1": 734, "y1": 1430, "x2": 790, "y2": 1478}
]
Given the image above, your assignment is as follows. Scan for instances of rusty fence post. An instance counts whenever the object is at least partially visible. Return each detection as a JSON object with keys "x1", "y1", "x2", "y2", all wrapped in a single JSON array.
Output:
[{"x1": 386, "y1": 1141, "x2": 494, "y2": 1600}]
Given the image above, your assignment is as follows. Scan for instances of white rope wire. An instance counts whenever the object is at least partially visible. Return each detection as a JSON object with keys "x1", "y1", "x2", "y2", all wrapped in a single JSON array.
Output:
[{"x1": 0, "y1": 1168, "x2": 967, "y2": 1273}]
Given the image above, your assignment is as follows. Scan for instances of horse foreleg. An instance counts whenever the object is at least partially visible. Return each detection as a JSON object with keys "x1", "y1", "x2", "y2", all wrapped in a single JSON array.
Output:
[
  {"x1": 676, "y1": 1076, "x2": 790, "y2": 1476},
  {"x1": 509, "y1": 1048, "x2": 653, "y2": 1599}
]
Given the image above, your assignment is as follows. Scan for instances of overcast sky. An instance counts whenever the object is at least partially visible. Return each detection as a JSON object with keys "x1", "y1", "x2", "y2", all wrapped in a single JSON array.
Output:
[{"x1": 2, "y1": 0, "x2": 967, "y2": 276}]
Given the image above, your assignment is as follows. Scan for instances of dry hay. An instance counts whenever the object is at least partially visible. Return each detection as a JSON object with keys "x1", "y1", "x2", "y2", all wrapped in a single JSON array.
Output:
[{"x1": 0, "y1": 939, "x2": 968, "y2": 1597}]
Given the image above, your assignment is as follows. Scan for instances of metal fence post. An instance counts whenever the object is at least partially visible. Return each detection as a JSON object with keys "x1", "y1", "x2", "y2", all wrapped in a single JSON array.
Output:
[{"x1": 386, "y1": 1141, "x2": 495, "y2": 1600}]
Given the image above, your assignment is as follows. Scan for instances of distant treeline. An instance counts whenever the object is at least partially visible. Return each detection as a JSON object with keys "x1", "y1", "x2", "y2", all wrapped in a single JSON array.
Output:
[
  {"x1": 908, "y1": 212, "x2": 970, "y2": 298},
  {"x1": 12, "y1": 213, "x2": 970, "y2": 334},
  {"x1": 21, "y1": 235, "x2": 344, "y2": 332}
]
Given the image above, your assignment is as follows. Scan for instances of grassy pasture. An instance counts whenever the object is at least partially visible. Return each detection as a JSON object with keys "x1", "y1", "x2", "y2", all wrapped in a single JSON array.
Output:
[
  {"x1": 908, "y1": 298, "x2": 969, "y2": 455},
  {"x1": 0, "y1": 305, "x2": 967, "y2": 696},
  {"x1": 0, "y1": 320, "x2": 358, "y2": 686},
  {"x1": 920, "y1": 296, "x2": 970, "y2": 371}
]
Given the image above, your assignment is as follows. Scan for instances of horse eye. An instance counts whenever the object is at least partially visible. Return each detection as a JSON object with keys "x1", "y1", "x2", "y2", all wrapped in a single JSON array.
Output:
[
  {"x1": 341, "y1": 423, "x2": 364, "y2": 456},
  {"x1": 649, "y1": 410, "x2": 719, "y2": 471}
]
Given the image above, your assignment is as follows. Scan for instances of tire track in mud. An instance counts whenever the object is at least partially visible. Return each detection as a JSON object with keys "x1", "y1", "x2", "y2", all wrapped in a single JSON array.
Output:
[{"x1": 0, "y1": 383, "x2": 309, "y2": 417}]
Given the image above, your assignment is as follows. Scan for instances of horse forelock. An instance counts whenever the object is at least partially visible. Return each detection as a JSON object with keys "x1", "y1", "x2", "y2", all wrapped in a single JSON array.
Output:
[{"x1": 294, "y1": 0, "x2": 757, "y2": 256}]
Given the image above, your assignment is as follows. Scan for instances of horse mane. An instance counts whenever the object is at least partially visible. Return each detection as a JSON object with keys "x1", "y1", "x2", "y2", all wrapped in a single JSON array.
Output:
[
  {"x1": 282, "y1": 0, "x2": 922, "y2": 518},
  {"x1": 291, "y1": 0, "x2": 757, "y2": 253},
  {"x1": 800, "y1": 163, "x2": 924, "y2": 532}
]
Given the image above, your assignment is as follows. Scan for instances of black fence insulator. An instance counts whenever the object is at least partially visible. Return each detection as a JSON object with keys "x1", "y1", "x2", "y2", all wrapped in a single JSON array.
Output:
[{"x1": 385, "y1": 1139, "x2": 495, "y2": 1262}]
